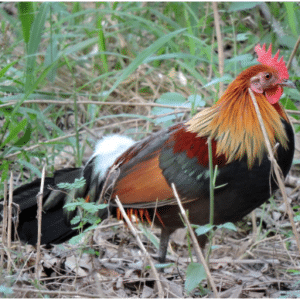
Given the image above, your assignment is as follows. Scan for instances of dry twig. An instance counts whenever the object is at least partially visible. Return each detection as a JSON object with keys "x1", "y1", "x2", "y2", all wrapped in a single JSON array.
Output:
[
  {"x1": 212, "y1": 2, "x2": 225, "y2": 97},
  {"x1": 114, "y1": 196, "x2": 164, "y2": 298},
  {"x1": 35, "y1": 165, "x2": 46, "y2": 280},
  {"x1": 7, "y1": 172, "x2": 13, "y2": 271},
  {"x1": 171, "y1": 183, "x2": 220, "y2": 298},
  {"x1": 12, "y1": 288, "x2": 99, "y2": 298},
  {"x1": 0, "y1": 99, "x2": 200, "y2": 110},
  {"x1": 287, "y1": 35, "x2": 300, "y2": 70},
  {"x1": 0, "y1": 180, "x2": 8, "y2": 265},
  {"x1": 251, "y1": 210, "x2": 258, "y2": 242}
]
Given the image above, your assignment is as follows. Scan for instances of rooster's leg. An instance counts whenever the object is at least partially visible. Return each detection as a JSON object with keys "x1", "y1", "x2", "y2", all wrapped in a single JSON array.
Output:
[{"x1": 158, "y1": 227, "x2": 174, "y2": 263}]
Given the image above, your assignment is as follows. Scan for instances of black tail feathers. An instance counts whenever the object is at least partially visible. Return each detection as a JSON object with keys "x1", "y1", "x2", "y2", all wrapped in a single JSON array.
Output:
[
  {"x1": 0, "y1": 134, "x2": 135, "y2": 246},
  {"x1": 0, "y1": 167, "x2": 105, "y2": 245}
]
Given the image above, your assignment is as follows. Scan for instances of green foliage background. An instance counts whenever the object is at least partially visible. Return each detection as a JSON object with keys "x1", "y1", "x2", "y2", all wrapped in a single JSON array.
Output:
[{"x1": 0, "y1": 2, "x2": 299, "y2": 188}]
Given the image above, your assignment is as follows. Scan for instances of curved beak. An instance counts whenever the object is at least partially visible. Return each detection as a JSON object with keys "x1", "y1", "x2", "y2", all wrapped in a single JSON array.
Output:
[{"x1": 280, "y1": 79, "x2": 296, "y2": 89}]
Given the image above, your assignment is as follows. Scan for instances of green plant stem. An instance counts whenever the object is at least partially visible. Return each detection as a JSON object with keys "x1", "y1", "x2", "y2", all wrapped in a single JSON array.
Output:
[
  {"x1": 208, "y1": 137, "x2": 214, "y2": 225},
  {"x1": 73, "y1": 93, "x2": 80, "y2": 166},
  {"x1": 185, "y1": 211, "x2": 194, "y2": 263},
  {"x1": 206, "y1": 137, "x2": 215, "y2": 263}
]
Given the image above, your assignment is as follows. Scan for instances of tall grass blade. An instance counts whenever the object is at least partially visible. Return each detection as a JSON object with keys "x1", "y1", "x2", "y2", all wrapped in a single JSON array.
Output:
[
  {"x1": 17, "y1": 2, "x2": 35, "y2": 46},
  {"x1": 284, "y1": 2, "x2": 298, "y2": 38},
  {"x1": 105, "y1": 28, "x2": 186, "y2": 99},
  {"x1": 96, "y1": 14, "x2": 108, "y2": 73},
  {"x1": 25, "y1": 2, "x2": 50, "y2": 92}
]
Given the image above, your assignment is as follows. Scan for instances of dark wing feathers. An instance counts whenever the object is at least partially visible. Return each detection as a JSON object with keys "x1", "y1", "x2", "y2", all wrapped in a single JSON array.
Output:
[
  {"x1": 109, "y1": 123, "x2": 226, "y2": 207},
  {"x1": 110, "y1": 128, "x2": 174, "y2": 204}
]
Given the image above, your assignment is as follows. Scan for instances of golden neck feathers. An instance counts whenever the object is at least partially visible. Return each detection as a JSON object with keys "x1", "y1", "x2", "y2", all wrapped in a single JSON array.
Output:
[{"x1": 186, "y1": 73, "x2": 289, "y2": 168}]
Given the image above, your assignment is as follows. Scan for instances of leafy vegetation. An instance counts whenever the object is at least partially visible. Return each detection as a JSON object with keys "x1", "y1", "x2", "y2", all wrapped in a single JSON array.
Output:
[{"x1": 0, "y1": 2, "x2": 299, "y2": 188}]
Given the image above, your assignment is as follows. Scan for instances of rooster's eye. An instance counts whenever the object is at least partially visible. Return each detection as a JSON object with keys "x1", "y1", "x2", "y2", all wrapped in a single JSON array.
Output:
[{"x1": 265, "y1": 73, "x2": 271, "y2": 80}]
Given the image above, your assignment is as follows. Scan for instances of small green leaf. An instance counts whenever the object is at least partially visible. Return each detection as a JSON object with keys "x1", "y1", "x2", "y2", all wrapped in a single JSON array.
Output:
[
  {"x1": 228, "y1": 2, "x2": 259, "y2": 12},
  {"x1": 68, "y1": 232, "x2": 85, "y2": 245},
  {"x1": 45, "y1": 37, "x2": 59, "y2": 82},
  {"x1": 203, "y1": 74, "x2": 232, "y2": 88},
  {"x1": 211, "y1": 245, "x2": 220, "y2": 250},
  {"x1": 185, "y1": 262, "x2": 206, "y2": 293},
  {"x1": 0, "y1": 160, "x2": 9, "y2": 182},
  {"x1": 155, "y1": 263, "x2": 174, "y2": 269},
  {"x1": 0, "y1": 118, "x2": 27, "y2": 148},
  {"x1": 70, "y1": 215, "x2": 81, "y2": 224},
  {"x1": 187, "y1": 94, "x2": 205, "y2": 108},
  {"x1": 84, "y1": 223, "x2": 101, "y2": 231},
  {"x1": 295, "y1": 80, "x2": 300, "y2": 92},
  {"x1": 139, "y1": 223, "x2": 160, "y2": 249},
  {"x1": 0, "y1": 285, "x2": 13, "y2": 295},
  {"x1": 152, "y1": 92, "x2": 187, "y2": 126},
  {"x1": 14, "y1": 123, "x2": 32, "y2": 147},
  {"x1": 195, "y1": 224, "x2": 213, "y2": 236},
  {"x1": 18, "y1": 159, "x2": 42, "y2": 177},
  {"x1": 81, "y1": 202, "x2": 99, "y2": 213},
  {"x1": 294, "y1": 215, "x2": 300, "y2": 222},
  {"x1": 156, "y1": 92, "x2": 187, "y2": 106},
  {"x1": 278, "y1": 35, "x2": 297, "y2": 50},
  {"x1": 226, "y1": 54, "x2": 254, "y2": 68},
  {"x1": 236, "y1": 33, "x2": 249, "y2": 42},
  {"x1": 57, "y1": 177, "x2": 86, "y2": 190},
  {"x1": 218, "y1": 222, "x2": 237, "y2": 231},
  {"x1": 0, "y1": 59, "x2": 19, "y2": 79},
  {"x1": 64, "y1": 202, "x2": 80, "y2": 211},
  {"x1": 214, "y1": 183, "x2": 228, "y2": 189},
  {"x1": 292, "y1": 159, "x2": 300, "y2": 165}
]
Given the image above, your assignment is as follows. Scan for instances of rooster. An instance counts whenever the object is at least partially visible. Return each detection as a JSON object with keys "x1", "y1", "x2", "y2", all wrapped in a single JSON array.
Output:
[{"x1": 0, "y1": 44, "x2": 295, "y2": 263}]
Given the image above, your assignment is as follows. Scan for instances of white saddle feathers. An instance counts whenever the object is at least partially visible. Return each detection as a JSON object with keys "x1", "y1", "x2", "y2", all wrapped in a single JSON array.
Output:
[{"x1": 90, "y1": 135, "x2": 135, "y2": 178}]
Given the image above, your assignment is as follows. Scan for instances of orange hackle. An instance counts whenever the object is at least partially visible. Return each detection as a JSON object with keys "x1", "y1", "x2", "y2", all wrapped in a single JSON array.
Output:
[{"x1": 187, "y1": 64, "x2": 289, "y2": 168}]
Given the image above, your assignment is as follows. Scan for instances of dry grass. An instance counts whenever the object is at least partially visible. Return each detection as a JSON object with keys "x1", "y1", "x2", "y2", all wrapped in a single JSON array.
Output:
[{"x1": 1, "y1": 187, "x2": 300, "y2": 298}]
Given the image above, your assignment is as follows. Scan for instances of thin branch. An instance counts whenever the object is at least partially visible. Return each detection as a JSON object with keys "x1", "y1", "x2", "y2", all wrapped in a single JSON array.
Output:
[
  {"x1": 0, "y1": 180, "x2": 8, "y2": 265},
  {"x1": 205, "y1": 258, "x2": 280, "y2": 264},
  {"x1": 248, "y1": 88, "x2": 300, "y2": 255},
  {"x1": 3, "y1": 99, "x2": 300, "y2": 116},
  {"x1": 3, "y1": 111, "x2": 188, "y2": 160},
  {"x1": 171, "y1": 183, "x2": 219, "y2": 298},
  {"x1": 35, "y1": 165, "x2": 46, "y2": 280},
  {"x1": 286, "y1": 109, "x2": 300, "y2": 116},
  {"x1": 212, "y1": 2, "x2": 225, "y2": 97},
  {"x1": 114, "y1": 196, "x2": 164, "y2": 298},
  {"x1": 251, "y1": 210, "x2": 258, "y2": 241},
  {"x1": 6, "y1": 172, "x2": 13, "y2": 271},
  {"x1": 3, "y1": 118, "x2": 144, "y2": 160},
  {"x1": 0, "y1": 99, "x2": 201, "y2": 110},
  {"x1": 11, "y1": 288, "x2": 99, "y2": 298},
  {"x1": 287, "y1": 35, "x2": 300, "y2": 70}
]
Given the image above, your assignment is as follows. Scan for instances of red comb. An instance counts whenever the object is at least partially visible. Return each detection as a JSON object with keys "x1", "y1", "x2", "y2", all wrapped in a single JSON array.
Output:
[{"x1": 255, "y1": 43, "x2": 289, "y2": 80}]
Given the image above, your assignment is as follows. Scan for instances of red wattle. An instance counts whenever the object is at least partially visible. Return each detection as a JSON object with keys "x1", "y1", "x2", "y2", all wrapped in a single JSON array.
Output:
[{"x1": 265, "y1": 86, "x2": 283, "y2": 104}]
